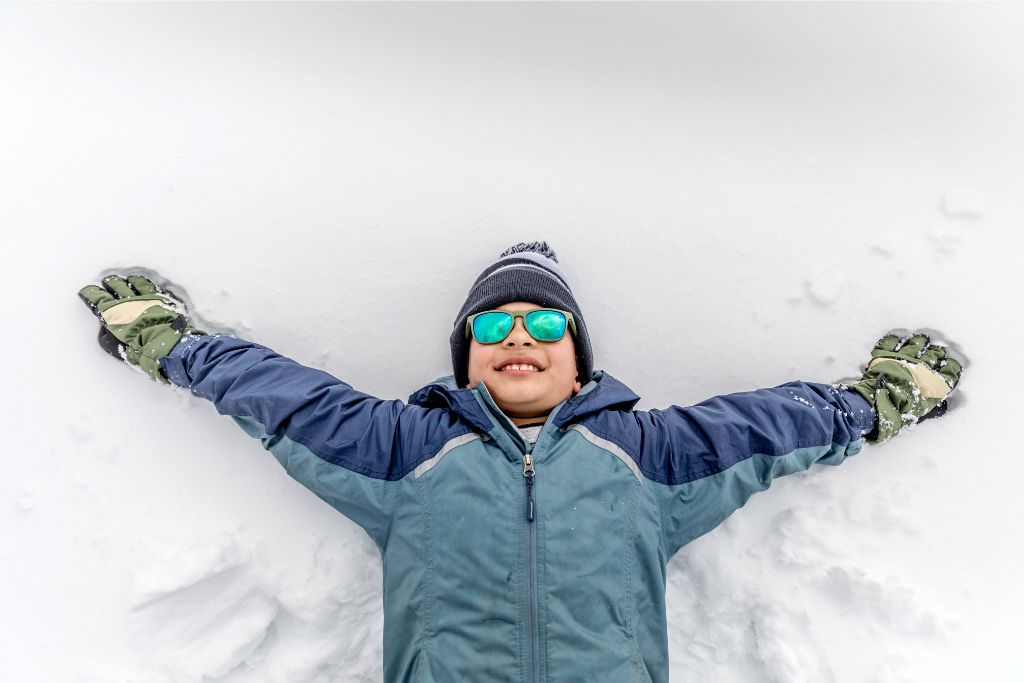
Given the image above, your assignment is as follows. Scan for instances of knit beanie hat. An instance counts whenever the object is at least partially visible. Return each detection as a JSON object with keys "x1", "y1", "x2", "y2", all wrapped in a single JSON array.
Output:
[{"x1": 450, "y1": 241, "x2": 594, "y2": 390}]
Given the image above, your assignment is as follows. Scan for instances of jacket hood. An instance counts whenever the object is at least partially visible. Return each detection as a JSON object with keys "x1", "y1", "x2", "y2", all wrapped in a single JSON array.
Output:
[{"x1": 407, "y1": 369, "x2": 642, "y2": 430}]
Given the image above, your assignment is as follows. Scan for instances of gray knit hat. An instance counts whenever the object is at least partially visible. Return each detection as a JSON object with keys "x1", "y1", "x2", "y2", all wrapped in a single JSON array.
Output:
[{"x1": 450, "y1": 241, "x2": 594, "y2": 389}]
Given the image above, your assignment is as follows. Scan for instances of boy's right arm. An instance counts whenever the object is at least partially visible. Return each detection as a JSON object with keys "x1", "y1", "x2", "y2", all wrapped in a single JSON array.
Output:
[{"x1": 158, "y1": 332, "x2": 465, "y2": 548}]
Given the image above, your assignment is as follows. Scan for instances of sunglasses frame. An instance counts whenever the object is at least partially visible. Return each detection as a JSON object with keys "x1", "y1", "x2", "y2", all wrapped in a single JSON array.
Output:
[{"x1": 466, "y1": 308, "x2": 577, "y2": 345}]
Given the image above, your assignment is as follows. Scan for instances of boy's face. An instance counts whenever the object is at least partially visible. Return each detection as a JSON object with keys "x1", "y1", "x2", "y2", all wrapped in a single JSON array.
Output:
[{"x1": 465, "y1": 301, "x2": 583, "y2": 425}]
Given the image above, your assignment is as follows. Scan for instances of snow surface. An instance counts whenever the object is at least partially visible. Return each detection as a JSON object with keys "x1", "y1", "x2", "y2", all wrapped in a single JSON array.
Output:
[{"x1": 2, "y1": 3, "x2": 1023, "y2": 682}]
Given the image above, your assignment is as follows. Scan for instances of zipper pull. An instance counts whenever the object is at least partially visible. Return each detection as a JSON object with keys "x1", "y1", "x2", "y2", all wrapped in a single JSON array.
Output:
[{"x1": 523, "y1": 453, "x2": 535, "y2": 523}]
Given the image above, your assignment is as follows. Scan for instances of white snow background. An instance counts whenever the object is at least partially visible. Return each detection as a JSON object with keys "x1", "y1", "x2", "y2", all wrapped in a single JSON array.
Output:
[{"x1": 1, "y1": 3, "x2": 1022, "y2": 682}]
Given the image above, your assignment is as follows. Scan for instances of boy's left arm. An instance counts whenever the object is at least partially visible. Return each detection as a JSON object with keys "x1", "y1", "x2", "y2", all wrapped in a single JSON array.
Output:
[{"x1": 633, "y1": 332, "x2": 962, "y2": 559}]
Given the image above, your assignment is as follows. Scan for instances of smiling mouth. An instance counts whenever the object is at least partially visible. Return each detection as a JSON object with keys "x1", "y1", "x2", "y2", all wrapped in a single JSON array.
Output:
[{"x1": 498, "y1": 365, "x2": 542, "y2": 374}]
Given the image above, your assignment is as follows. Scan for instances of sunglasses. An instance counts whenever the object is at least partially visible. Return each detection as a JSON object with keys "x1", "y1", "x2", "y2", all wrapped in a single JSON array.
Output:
[{"x1": 466, "y1": 308, "x2": 577, "y2": 345}]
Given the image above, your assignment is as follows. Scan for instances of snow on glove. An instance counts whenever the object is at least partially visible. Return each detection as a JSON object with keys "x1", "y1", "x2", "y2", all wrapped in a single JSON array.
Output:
[
  {"x1": 845, "y1": 332, "x2": 963, "y2": 444},
  {"x1": 78, "y1": 274, "x2": 206, "y2": 384}
]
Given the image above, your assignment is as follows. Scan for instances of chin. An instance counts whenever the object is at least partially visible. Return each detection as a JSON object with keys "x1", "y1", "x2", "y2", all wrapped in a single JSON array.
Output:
[{"x1": 493, "y1": 380, "x2": 546, "y2": 399}]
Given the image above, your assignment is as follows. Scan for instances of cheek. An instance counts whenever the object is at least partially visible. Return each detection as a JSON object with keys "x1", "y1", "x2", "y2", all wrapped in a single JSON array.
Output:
[
  {"x1": 552, "y1": 344, "x2": 578, "y2": 377},
  {"x1": 468, "y1": 347, "x2": 491, "y2": 374}
]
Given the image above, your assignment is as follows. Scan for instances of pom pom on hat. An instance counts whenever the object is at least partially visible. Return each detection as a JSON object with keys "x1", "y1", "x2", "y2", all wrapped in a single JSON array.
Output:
[{"x1": 499, "y1": 241, "x2": 559, "y2": 263}]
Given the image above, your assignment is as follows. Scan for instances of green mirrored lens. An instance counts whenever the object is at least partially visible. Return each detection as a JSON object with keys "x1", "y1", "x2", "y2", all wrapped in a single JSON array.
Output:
[
  {"x1": 525, "y1": 310, "x2": 567, "y2": 341},
  {"x1": 473, "y1": 311, "x2": 513, "y2": 343}
]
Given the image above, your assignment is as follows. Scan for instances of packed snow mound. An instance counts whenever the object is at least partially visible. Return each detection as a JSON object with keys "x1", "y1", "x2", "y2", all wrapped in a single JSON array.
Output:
[{"x1": 127, "y1": 533, "x2": 384, "y2": 682}]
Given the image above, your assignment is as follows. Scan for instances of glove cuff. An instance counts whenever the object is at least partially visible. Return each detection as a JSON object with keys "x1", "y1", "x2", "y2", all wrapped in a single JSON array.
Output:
[
  {"x1": 844, "y1": 378, "x2": 876, "y2": 408},
  {"x1": 138, "y1": 318, "x2": 206, "y2": 384}
]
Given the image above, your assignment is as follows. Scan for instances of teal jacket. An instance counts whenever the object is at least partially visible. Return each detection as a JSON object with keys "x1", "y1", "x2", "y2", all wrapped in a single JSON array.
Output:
[{"x1": 160, "y1": 333, "x2": 875, "y2": 683}]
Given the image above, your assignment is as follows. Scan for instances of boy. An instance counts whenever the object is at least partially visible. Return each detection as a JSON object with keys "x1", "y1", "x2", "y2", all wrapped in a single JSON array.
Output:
[{"x1": 78, "y1": 241, "x2": 962, "y2": 683}]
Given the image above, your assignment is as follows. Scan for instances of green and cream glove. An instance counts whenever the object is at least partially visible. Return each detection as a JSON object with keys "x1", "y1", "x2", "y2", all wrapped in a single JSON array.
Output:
[
  {"x1": 844, "y1": 332, "x2": 964, "y2": 443},
  {"x1": 78, "y1": 274, "x2": 206, "y2": 383}
]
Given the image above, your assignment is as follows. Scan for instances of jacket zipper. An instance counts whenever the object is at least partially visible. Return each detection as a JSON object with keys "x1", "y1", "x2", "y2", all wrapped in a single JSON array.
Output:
[{"x1": 523, "y1": 452, "x2": 541, "y2": 683}]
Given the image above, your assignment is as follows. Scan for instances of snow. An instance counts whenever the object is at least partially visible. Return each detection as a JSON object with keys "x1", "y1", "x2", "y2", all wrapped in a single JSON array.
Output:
[
  {"x1": 941, "y1": 190, "x2": 988, "y2": 220},
  {"x1": 130, "y1": 534, "x2": 250, "y2": 608},
  {"x1": 804, "y1": 267, "x2": 848, "y2": 307},
  {"x1": 2, "y1": 3, "x2": 1023, "y2": 682}
]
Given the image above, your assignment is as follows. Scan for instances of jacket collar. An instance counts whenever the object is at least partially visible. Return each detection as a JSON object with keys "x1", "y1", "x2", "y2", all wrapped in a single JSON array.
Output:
[{"x1": 407, "y1": 369, "x2": 642, "y2": 432}]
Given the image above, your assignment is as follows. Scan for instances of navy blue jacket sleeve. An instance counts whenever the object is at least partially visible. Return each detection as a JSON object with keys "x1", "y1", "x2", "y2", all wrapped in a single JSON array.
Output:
[
  {"x1": 159, "y1": 333, "x2": 464, "y2": 547},
  {"x1": 634, "y1": 381, "x2": 876, "y2": 557}
]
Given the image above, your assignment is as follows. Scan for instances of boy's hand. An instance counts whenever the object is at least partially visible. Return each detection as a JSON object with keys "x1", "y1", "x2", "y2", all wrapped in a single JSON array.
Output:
[
  {"x1": 845, "y1": 332, "x2": 963, "y2": 443},
  {"x1": 78, "y1": 274, "x2": 206, "y2": 383}
]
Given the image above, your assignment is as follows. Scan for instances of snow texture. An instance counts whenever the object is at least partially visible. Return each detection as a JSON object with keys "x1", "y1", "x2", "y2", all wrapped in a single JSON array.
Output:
[{"x1": 2, "y1": 4, "x2": 1022, "y2": 682}]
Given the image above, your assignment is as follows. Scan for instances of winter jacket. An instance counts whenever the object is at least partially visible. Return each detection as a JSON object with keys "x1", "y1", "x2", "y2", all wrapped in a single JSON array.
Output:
[{"x1": 159, "y1": 333, "x2": 876, "y2": 683}]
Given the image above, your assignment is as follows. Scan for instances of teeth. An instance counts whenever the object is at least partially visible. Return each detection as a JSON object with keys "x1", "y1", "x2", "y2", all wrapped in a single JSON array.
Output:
[{"x1": 502, "y1": 364, "x2": 539, "y2": 372}]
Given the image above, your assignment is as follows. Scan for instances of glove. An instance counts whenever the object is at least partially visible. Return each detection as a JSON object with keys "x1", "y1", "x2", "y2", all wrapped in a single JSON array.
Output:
[
  {"x1": 845, "y1": 332, "x2": 964, "y2": 443},
  {"x1": 78, "y1": 273, "x2": 206, "y2": 383}
]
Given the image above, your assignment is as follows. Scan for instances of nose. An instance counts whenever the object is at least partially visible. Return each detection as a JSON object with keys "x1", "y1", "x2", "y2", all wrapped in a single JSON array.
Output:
[{"x1": 504, "y1": 316, "x2": 533, "y2": 346}]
